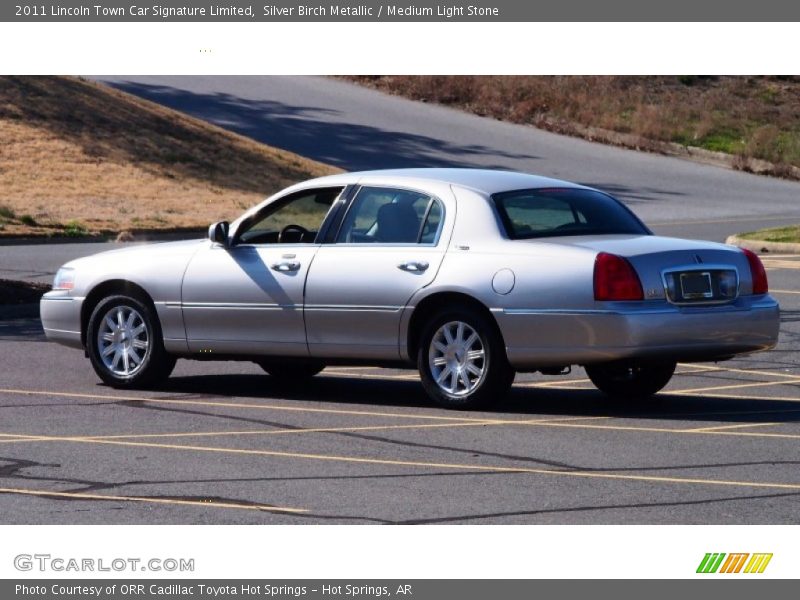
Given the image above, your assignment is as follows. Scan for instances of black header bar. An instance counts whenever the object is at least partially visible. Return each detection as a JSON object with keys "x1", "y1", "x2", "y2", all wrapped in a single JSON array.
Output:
[{"x1": 5, "y1": 0, "x2": 800, "y2": 22}]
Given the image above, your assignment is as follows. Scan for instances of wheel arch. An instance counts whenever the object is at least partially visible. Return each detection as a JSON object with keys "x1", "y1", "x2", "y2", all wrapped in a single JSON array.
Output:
[
  {"x1": 80, "y1": 279, "x2": 156, "y2": 347},
  {"x1": 405, "y1": 291, "x2": 506, "y2": 361}
]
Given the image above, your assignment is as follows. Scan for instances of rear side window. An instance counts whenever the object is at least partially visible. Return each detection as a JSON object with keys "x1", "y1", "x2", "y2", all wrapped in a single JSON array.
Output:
[
  {"x1": 336, "y1": 186, "x2": 444, "y2": 244},
  {"x1": 492, "y1": 188, "x2": 649, "y2": 239}
]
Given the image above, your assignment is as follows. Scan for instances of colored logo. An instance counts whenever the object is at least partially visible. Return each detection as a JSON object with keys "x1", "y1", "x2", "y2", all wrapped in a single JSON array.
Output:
[{"x1": 696, "y1": 553, "x2": 772, "y2": 574}]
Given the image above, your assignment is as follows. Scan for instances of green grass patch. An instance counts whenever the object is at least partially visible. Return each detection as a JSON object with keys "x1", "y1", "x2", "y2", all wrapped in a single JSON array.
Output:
[
  {"x1": 63, "y1": 220, "x2": 88, "y2": 237},
  {"x1": 739, "y1": 224, "x2": 800, "y2": 243}
]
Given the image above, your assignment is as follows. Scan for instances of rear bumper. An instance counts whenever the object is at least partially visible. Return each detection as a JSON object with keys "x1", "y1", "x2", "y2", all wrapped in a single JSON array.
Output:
[
  {"x1": 496, "y1": 295, "x2": 780, "y2": 369},
  {"x1": 40, "y1": 293, "x2": 84, "y2": 350}
]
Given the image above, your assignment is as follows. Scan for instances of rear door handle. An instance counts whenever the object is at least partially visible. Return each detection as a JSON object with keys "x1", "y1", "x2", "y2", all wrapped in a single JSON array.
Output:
[
  {"x1": 271, "y1": 261, "x2": 301, "y2": 272},
  {"x1": 398, "y1": 261, "x2": 429, "y2": 272}
]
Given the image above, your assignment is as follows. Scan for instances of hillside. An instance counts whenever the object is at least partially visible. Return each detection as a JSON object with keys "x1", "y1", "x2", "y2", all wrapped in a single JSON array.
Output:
[{"x1": 0, "y1": 76, "x2": 338, "y2": 237}]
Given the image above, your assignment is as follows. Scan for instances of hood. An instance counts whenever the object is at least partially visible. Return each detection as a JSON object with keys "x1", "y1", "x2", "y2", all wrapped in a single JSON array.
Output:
[{"x1": 62, "y1": 239, "x2": 206, "y2": 270}]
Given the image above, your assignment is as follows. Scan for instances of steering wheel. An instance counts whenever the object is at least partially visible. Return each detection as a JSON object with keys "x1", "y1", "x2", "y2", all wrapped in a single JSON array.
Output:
[{"x1": 278, "y1": 224, "x2": 310, "y2": 243}]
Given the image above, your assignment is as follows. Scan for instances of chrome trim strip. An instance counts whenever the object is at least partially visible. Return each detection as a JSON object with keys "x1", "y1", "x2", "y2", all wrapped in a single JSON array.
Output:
[
  {"x1": 304, "y1": 305, "x2": 401, "y2": 312},
  {"x1": 172, "y1": 302, "x2": 400, "y2": 312},
  {"x1": 501, "y1": 308, "x2": 665, "y2": 316},
  {"x1": 501, "y1": 302, "x2": 776, "y2": 317},
  {"x1": 43, "y1": 327, "x2": 81, "y2": 335},
  {"x1": 180, "y1": 302, "x2": 297, "y2": 310}
]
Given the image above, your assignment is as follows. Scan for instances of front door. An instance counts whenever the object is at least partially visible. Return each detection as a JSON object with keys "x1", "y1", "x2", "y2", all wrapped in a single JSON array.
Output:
[{"x1": 181, "y1": 186, "x2": 343, "y2": 356}]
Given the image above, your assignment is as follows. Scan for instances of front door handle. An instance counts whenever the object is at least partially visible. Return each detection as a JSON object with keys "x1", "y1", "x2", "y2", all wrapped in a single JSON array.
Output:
[
  {"x1": 271, "y1": 261, "x2": 301, "y2": 272},
  {"x1": 398, "y1": 261, "x2": 429, "y2": 273}
]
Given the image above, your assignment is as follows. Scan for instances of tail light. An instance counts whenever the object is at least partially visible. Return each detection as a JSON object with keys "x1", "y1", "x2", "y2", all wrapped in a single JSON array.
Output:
[
  {"x1": 741, "y1": 248, "x2": 768, "y2": 294},
  {"x1": 593, "y1": 252, "x2": 643, "y2": 301}
]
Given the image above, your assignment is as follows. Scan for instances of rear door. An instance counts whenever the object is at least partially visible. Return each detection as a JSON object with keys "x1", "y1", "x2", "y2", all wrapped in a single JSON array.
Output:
[{"x1": 304, "y1": 184, "x2": 454, "y2": 359}]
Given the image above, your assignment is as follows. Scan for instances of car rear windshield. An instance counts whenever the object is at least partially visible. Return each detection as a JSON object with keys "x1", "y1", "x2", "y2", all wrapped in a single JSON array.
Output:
[{"x1": 492, "y1": 188, "x2": 650, "y2": 240}]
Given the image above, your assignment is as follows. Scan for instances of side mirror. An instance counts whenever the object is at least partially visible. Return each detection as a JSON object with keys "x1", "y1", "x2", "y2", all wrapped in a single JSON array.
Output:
[{"x1": 208, "y1": 221, "x2": 229, "y2": 246}]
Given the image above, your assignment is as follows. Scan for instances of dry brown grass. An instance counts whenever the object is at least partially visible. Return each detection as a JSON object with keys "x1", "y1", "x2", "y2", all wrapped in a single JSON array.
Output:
[
  {"x1": 0, "y1": 76, "x2": 338, "y2": 237},
  {"x1": 344, "y1": 76, "x2": 800, "y2": 174}
]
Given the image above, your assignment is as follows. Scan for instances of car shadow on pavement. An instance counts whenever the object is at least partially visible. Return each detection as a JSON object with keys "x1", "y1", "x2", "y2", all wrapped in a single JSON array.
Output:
[
  {"x1": 148, "y1": 372, "x2": 800, "y2": 426},
  {"x1": 0, "y1": 317, "x2": 45, "y2": 341}
]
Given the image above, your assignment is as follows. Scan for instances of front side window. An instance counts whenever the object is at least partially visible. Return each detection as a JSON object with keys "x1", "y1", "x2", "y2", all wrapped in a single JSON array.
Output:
[
  {"x1": 492, "y1": 188, "x2": 649, "y2": 239},
  {"x1": 336, "y1": 187, "x2": 443, "y2": 244},
  {"x1": 236, "y1": 187, "x2": 343, "y2": 245}
]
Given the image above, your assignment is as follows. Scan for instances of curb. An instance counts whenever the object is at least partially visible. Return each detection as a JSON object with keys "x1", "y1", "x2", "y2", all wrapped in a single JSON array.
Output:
[
  {"x1": 725, "y1": 235, "x2": 800, "y2": 254},
  {"x1": 0, "y1": 303, "x2": 40, "y2": 320}
]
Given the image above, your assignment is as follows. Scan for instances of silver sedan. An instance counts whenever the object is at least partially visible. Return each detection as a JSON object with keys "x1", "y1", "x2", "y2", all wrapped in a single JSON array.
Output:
[{"x1": 40, "y1": 169, "x2": 780, "y2": 408}]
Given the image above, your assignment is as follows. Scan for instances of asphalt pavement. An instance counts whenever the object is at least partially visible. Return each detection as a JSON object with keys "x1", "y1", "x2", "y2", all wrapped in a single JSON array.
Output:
[
  {"x1": 0, "y1": 259, "x2": 798, "y2": 524},
  {"x1": 1, "y1": 77, "x2": 799, "y2": 524}
]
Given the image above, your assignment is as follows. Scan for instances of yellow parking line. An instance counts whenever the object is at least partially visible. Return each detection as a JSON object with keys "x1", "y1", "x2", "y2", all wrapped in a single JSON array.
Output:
[
  {"x1": 681, "y1": 391, "x2": 800, "y2": 403},
  {"x1": 538, "y1": 421, "x2": 800, "y2": 440},
  {"x1": 9, "y1": 435, "x2": 800, "y2": 493},
  {"x1": 678, "y1": 363, "x2": 800, "y2": 381},
  {"x1": 515, "y1": 367, "x2": 800, "y2": 393},
  {"x1": 0, "y1": 415, "x2": 609, "y2": 443},
  {"x1": 523, "y1": 365, "x2": 800, "y2": 391},
  {"x1": 771, "y1": 289, "x2": 800, "y2": 295},
  {"x1": 0, "y1": 487, "x2": 307, "y2": 513},
  {"x1": 81, "y1": 420, "x2": 502, "y2": 440},
  {"x1": 666, "y1": 379, "x2": 800, "y2": 395},
  {"x1": 685, "y1": 422, "x2": 781, "y2": 432}
]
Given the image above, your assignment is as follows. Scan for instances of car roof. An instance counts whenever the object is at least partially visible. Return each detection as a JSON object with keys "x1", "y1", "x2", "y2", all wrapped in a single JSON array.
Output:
[{"x1": 303, "y1": 168, "x2": 589, "y2": 196}]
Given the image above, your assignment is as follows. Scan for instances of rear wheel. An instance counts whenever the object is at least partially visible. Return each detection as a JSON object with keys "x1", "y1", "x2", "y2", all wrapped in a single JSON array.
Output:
[
  {"x1": 585, "y1": 361, "x2": 676, "y2": 400},
  {"x1": 87, "y1": 294, "x2": 176, "y2": 388},
  {"x1": 257, "y1": 360, "x2": 325, "y2": 381},
  {"x1": 417, "y1": 308, "x2": 514, "y2": 409}
]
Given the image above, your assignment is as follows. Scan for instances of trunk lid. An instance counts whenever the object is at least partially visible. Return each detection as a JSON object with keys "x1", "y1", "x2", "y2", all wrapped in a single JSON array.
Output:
[{"x1": 533, "y1": 234, "x2": 753, "y2": 301}]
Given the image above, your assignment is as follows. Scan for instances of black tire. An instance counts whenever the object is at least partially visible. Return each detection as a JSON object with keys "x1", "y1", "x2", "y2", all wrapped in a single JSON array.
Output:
[
  {"x1": 257, "y1": 360, "x2": 326, "y2": 380},
  {"x1": 86, "y1": 294, "x2": 176, "y2": 388},
  {"x1": 585, "y1": 361, "x2": 676, "y2": 400},
  {"x1": 417, "y1": 307, "x2": 514, "y2": 409}
]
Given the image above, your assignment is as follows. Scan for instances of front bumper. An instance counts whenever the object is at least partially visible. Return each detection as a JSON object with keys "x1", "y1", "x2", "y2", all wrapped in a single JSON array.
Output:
[
  {"x1": 495, "y1": 295, "x2": 780, "y2": 369},
  {"x1": 40, "y1": 292, "x2": 84, "y2": 349}
]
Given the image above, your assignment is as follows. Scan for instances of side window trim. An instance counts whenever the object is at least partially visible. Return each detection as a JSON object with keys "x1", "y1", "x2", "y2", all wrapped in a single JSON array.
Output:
[
  {"x1": 232, "y1": 185, "x2": 346, "y2": 247},
  {"x1": 332, "y1": 185, "x2": 446, "y2": 247},
  {"x1": 320, "y1": 184, "x2": 357, "y2": 244},
  {"x1": 416, "y1": 197, "x2": 436, "y2": 244}
]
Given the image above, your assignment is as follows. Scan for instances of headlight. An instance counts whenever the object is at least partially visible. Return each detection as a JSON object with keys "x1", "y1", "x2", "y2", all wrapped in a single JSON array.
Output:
[{"x1": 52, "y1": 267, "x2": 75, "y2": 291}]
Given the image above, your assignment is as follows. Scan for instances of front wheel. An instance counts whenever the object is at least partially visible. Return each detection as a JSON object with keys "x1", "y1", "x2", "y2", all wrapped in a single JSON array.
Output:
[
  {"x1": 585, "y1": 361, "x2": 676, "y2": 400},
  {"x1": 86, "y1": 294, "x2": 176, "y2": 388},
  {"x1": 418, "y1": 308, "x2": 514, "y2": 409}
]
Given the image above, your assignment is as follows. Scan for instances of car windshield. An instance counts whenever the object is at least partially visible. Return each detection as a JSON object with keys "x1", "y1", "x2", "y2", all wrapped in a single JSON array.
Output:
[{"x1": 492, "y1": 188, "x2": 649, "y2": 239}]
